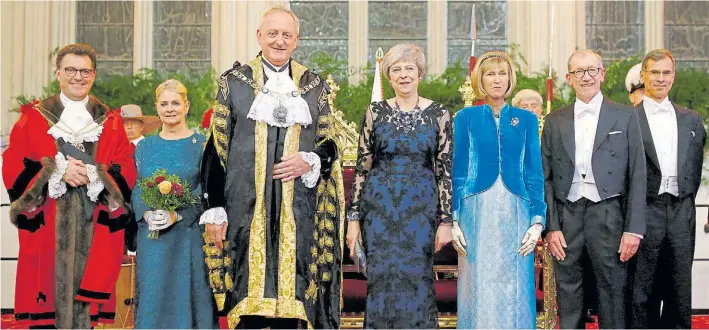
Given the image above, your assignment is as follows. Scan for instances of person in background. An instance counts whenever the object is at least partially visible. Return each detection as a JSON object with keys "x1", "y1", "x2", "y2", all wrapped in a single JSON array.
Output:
[
  {"x1": 511, "y1": 88, "x2": 544, "y2": 118},
  {"x1": 625, "y1": 63, "x2": 645, "y2": 107},
  {"x1": 120, "y1": 104, "x2": 160, "y2": 146}
]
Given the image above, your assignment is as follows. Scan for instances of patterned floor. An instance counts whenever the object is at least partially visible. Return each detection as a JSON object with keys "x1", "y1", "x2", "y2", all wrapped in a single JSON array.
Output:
[{"x1": 2, "y1": 313, "x2": 708, "y2": 329}]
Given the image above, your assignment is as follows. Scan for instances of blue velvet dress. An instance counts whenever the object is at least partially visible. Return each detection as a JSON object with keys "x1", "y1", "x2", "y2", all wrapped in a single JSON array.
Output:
[
  {"x1": 131, "y1": 133, "x2": 217, "y2": 329},
  {"x1": 347, "y1": 101, "x2": 452, "y2": 328},
  {"x1": 452, "y1": 104, "x2": 546, "y2": 329}
]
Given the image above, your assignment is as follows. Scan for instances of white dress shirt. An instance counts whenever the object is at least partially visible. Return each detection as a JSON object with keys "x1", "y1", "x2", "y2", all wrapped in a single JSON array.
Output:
[
  {"x1": 644, "y1": 96, "x2": 679, "y2": 196},
  {"x1": 567, "y1": 92, "x2": 603, "y2": 203},
  {"x1": 131, "y1": 135, "x2": 145, "y2": 146}
]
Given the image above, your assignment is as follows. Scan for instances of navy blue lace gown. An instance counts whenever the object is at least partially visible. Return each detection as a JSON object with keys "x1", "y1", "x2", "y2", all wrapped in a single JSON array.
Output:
[{"x1": 347, "y1": 100, "x2": 452, "y2": 328}]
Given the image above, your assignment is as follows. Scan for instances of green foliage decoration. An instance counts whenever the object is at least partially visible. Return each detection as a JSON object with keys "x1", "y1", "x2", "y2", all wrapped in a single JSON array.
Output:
[
  {"x1": 14, "y1": 68, "x2": 218, "y2": 129},
  {"x1": 13, "y1": 50, "x2": 709, "y2": 131}
]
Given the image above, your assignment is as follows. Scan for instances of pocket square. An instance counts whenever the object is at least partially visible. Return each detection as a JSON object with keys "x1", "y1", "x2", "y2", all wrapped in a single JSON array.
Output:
[
  {"x1": 691, "y1": 131, "x2": 696, "y2": 137},
  {"x1": 609, "y1": 131, "x2": 623, "y2": 135}
]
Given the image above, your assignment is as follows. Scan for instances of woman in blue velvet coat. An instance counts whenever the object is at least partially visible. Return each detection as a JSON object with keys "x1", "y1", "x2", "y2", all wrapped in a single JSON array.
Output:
[{"x1": 452, "y1": 51, "x2": 546, "y2": 329}]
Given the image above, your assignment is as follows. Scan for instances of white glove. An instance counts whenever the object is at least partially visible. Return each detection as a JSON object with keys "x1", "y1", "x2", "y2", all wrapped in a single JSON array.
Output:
[
  {"x1": 518, "y1": 224, "x2": 543, "y2": 256},
  {"x1": 145, "y1": 210, "x2": 181, "y2": 231},
  {"x1": 451, "y1": 221, "x2": 467, "y2": 257}
]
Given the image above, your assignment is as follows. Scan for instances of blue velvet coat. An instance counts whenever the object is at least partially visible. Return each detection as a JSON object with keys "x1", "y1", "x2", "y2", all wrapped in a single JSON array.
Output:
[{"x1": 452, "y1": 104, "x2": 546, "y2": 224}]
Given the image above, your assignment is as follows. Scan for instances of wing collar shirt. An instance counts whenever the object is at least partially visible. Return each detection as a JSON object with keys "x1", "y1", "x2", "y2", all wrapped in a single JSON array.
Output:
[
  {"x1": 568, "y1": 92, "x2": 603, "y2": 203},
  {"x1": 643, "y1": 95, "x2": 678, "y2": 196}
]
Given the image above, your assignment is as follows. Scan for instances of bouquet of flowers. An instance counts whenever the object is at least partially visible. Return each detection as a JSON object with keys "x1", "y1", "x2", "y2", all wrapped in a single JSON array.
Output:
[{"x1": 139, "y1": 169, "x2": 198, "y2": 239}]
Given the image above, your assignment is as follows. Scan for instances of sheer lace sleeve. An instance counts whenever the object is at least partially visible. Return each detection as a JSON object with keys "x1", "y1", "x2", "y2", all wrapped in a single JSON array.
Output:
[
  {"x1": 436, "y1": 109, "x2": 453, "y2": 224},
  {"x1": 346, "y1": 106, "x2": 375, "y2": 222}
]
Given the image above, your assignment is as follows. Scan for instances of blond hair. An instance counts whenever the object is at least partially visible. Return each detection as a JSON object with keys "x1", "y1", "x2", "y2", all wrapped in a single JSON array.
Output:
[
  {"x1": 155, "y1": 79, "x2": 189, "y2": 106},
  {"x1": 642, "y1": 49, "x2": 676, "y2": 71},
  {"x1": 511, "y1": 89, "x2": 543, "y2": 108},
  {"x1": 260, "y1": 6, "x2": 300, "y2": 36},
  {"x1": 381, "y1": 43, "x2": 427, "y2": 80},
  {"x1": 471, "y1": 51, "x2": 517, "y2": 100}
]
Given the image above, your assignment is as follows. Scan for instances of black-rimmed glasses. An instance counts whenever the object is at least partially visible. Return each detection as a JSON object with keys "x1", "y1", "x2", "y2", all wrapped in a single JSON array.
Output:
[
  {"x1": 63, "y1": 67, "x2": 94, "y2": 78},
  {"x1": 569, "y1": 67, "x2": 602, "y2": 79}
]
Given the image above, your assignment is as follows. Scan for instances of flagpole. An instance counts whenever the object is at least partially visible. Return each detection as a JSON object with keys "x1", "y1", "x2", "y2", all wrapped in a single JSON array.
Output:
[
  {"x1": 545, "y1": 4, "x2": 555, "y2": 117},
  {"x1": 468, "y1": 4, "x2": 477, "y2": 77}
]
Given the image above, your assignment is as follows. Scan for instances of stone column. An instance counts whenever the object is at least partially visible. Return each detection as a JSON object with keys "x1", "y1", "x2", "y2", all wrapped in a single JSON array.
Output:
[
  {"x1": 348, "y1": 0, "x2": 368, "y2": 84},
  {"x1": 133, "y1": 0, "x2": 153, "y2": 72},
  {"x1": 645, "y1": 0, "x2": 664, "y2": 51},
  {"x1": 427, "y1": 0, "x2": 447, "y2": 76}
]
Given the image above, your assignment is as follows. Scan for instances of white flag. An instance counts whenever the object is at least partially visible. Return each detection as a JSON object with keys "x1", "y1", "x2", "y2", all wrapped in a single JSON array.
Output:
[{"x1": 371, "y1": 60, "x2": 383, "y2": 103}]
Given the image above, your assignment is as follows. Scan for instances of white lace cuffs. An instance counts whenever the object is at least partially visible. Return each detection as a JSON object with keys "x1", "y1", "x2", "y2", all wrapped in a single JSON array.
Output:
[
  {"x1": 48, "y1": 152, "x2": 104, "y2": 202},
  {"x1": 48, "y1": 153, "x2": 68, "y2": 199},
  {"x1": 300, "y1": 151, "x2": 321, "y2": 188},
  {"x1": 85, "y1": 164, "x2": 104, "y2": 202},
  {"x1": 199, "y1": 207, "x2": 228, "y2": 225}
]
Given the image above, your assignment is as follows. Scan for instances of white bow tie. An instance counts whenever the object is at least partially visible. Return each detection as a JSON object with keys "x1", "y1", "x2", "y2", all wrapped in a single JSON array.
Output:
[
  {"x1": 575, "y1": 105, "x2": 595, "y2": 117},
  {"x1": 656, "y1": 103, "x2": 672, "y2": 113}
]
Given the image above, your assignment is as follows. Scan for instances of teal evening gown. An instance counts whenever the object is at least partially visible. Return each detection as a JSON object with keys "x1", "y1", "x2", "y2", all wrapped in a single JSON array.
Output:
[{"x1": 131, "y1": 133, "x2": 217, "y2": 329}]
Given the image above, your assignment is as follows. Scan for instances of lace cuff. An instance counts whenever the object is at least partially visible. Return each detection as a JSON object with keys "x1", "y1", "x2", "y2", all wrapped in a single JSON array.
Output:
[
  {"x1": 199, "y1": 207, "x2": 228, "y2": 225},
  {"x1": 299, "y1": 151, "x2": 321, "y2": 188},
  {"x1": 85, "y1": 164, "x2": 104, "y2": 202},
  {"x1": 49, "y1": 153, "x2": 68, "y2": 199},
  {"x1": 346, "y1": 210, "x2": 360, "y2": 222}
]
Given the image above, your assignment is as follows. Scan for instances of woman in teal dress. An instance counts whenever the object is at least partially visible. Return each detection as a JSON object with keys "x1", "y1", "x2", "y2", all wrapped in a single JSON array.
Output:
[
  {"x1": 452, "y1": 51, "x2": 546, "y2": 328},
  {"x1": 131, "y1": 79, "x2": 217, "y2": 328}
]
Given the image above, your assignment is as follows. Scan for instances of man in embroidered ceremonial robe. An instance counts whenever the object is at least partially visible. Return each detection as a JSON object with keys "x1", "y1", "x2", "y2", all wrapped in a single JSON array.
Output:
[
  {"x1": 2, "y1": 43, "x2": 137, "y2": 328},
  {"x1": 200, "y1": 6, "x2": 344, "y2": 329}
]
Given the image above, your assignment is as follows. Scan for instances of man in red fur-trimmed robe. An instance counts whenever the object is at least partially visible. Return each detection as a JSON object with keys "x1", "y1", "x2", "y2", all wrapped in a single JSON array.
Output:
[{"x1": 2, "y1": 43, "x2": 136, "y2": 328}]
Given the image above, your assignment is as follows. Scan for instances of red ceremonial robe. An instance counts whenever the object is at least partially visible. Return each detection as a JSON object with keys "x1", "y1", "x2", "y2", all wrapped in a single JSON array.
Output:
[{"x1": 2, "y1": 95, "x2": 137, "y2": 328}]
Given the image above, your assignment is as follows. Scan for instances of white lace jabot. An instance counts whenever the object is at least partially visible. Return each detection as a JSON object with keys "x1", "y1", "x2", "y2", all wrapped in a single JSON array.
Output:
[
  {"x1": 47, "y1": 92, "x2": 105, "y2": 201},
  {"x1": 47, "y1": 92, "x2": 103, "y2": 146},
  {"x1": 247, "y1": 59, "x2": 312, "y2": 128}
]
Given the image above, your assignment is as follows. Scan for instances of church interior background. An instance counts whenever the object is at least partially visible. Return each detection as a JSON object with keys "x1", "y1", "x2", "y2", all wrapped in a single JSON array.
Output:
[{"x1": 1, "y1": 0, "x2": 709, "y2": 323}]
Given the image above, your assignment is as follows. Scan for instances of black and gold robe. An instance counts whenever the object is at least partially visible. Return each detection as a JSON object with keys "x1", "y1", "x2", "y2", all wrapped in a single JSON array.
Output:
[{"x1": 201, "y1": 56, "x2": 344, "y2": 329}]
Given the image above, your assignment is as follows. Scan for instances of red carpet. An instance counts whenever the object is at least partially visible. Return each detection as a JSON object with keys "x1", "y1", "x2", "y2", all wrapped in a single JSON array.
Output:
[{"x1": 2, "y1": 313, "x2": 709, "y2": 329}]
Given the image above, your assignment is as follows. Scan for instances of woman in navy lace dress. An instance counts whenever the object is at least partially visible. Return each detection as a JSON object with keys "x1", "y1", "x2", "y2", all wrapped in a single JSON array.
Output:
[{"x1": 345, "y1": 43, "x2": 453, "y2": 328}]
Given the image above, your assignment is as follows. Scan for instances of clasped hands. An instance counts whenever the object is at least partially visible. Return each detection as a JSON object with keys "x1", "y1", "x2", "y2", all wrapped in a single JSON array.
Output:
[
  {"x1": 63, "y1": 156, "x2": 89, "y2": 187},
  {"x1": 547, "y1": 230, "x2": 640, "y2": 262}
]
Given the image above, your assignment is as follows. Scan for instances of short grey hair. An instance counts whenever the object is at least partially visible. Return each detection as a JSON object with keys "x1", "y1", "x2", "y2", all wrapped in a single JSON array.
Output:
[
  {"x1": 511, "y1": 89, "x2": 543, "y2": 108},
  {"x1": 381, "y1": 43, "x2": 426, "y2": 80},
  {"x1": 260, "y1": 6, "x2": 300, "y2": 36},
  {"x1": 567, "y1": 49, "x2": 603, "y2": 71}
]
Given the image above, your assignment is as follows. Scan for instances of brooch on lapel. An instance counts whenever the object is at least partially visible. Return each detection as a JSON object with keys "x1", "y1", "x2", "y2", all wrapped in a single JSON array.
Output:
[
  {"x1": 691, "y1": 131, "x2": 696, "y2": 138},
  {"x1": 511, "y1": 117, "x2": 519, "y2": 127},
  {"x1": 192, "y1": 137, "x2": 197, "y2": 144}
]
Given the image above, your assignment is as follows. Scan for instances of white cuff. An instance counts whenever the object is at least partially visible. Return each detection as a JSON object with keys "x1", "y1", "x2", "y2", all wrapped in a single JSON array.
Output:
[
  {"x1": 199, "y1": 207, "x2": 228, "y2": 225},
  {"x1": 85, "y1": 164, "x2": 104, "y2": 202},
  {"x1": 299, "y1": 151, "x2": 321, "y2": 188},
  {"x1": 49, "y1": 153, "x2": 68, "y2": 199},
  {"x1": 531, "y1": 215, "x2": 544, "y2": 229},
  {"x1": 624, "y1": 232, "x2": 644, "y2": 239}
]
